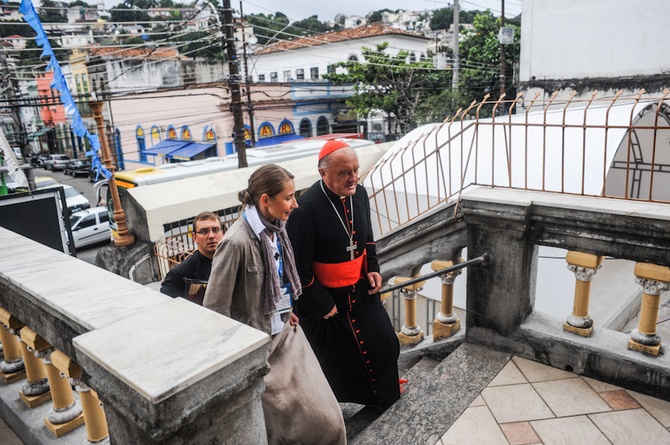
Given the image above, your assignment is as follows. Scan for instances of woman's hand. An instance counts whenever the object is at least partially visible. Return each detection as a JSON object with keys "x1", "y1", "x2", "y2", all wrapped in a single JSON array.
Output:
[
  {"x1": 323, "y1": 305, "x2": 338, "y2": 319},
  {"x1": 289, "y1": 312, "x2": 299, "y2": 327}
]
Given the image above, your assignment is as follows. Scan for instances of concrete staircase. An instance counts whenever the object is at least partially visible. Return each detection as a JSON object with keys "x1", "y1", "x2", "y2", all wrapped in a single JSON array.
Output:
[{"x1": 344, "y1": 341, "x2": 512, "y2": 445}]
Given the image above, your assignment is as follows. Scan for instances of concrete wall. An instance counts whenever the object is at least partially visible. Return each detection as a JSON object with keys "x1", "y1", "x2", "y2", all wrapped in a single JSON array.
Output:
[{"x1": 519, "y1": 0, "x2": 670, "y2": 100}]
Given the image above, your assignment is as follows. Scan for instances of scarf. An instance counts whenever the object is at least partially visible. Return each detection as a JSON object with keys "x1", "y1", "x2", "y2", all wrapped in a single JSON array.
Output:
[{"x1": 244, "y1": 204, "x2": 302, "y2": 315}]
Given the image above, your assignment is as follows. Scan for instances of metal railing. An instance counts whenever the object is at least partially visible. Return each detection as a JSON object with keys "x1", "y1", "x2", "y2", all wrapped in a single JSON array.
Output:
[{"x1": 363, "y1": 90, "x2": 670, "y2": 234}]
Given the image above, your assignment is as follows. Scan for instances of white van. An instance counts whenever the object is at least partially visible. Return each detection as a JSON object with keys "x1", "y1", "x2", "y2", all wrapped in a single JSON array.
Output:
[
  {"x1": 45, "y1": 184, "x2": 90, "y2": 214},
  {"x1": 69, "y1": 207, "x2": 110, "y2": 249}
]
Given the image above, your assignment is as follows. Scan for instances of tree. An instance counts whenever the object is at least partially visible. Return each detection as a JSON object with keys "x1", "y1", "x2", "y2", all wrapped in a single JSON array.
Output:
[
  {"x1": 430, "y1": 7, "x2": 453, "y2": 30},
  {"x1": 324, "y1": 42, "x2": 453, "y2": 134},
  {"x1": 367, "y1": 9, "x2": 392, "y2": 23},
  {"x1": 38, "y1": 0, "x2": 68, "y2": 23},
  {"x1": 457, "y1": 11, "x2": 520, "y2": 113}
]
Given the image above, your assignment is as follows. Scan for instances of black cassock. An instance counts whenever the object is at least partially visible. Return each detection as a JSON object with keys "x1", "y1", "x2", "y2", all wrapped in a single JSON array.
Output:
[{"x1": 286, "y1": 180, "x2": 400, "y2": 409}]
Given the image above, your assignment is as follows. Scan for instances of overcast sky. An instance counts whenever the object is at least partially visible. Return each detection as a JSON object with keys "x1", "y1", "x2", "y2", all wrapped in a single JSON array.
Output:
[{"x1": 240, "y1": 0, "x2": 523, "y2": 22}]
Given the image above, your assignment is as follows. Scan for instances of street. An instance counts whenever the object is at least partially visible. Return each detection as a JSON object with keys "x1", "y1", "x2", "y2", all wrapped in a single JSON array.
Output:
[{"x1": 31, "y1": 164, "x2": 107, "y2": 264}]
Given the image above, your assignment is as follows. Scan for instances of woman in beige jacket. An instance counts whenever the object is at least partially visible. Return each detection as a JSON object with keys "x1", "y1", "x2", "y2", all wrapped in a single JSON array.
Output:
[{"x1": 203, "y1": 164, "x2": 346, "y2": 445}]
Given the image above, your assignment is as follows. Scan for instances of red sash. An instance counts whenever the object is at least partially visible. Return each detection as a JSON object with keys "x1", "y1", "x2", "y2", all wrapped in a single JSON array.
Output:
[{"x1": 312, "y1": 252, "x2": 366, "y2": 288}]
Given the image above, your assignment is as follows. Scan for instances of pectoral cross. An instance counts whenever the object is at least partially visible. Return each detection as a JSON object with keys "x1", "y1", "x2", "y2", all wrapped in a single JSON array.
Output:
[{"x1": 346, "y1": 239, "x2": 358, "y2": 260}]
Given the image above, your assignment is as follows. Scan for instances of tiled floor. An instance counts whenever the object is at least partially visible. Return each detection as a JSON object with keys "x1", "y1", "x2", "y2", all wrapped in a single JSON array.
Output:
[
  {"x1": 436, "y1": 356, "x2": 670, "y2": 445},
  {"x1": 2, "y1": 356, "x2": 670, "y2": 444}
]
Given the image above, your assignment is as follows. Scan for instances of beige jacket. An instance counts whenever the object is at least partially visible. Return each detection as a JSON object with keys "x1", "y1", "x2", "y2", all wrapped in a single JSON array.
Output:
[{"x1": 203, "y1": 218, "x2": 287, "y2": 335}]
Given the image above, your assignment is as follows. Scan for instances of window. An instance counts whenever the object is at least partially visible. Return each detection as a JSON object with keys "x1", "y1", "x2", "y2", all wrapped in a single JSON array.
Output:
[
  {"x1": 283, "y1": 70, "x2": 291, "y2": 82},
  {"x1": 270, "y1": 72, "x2": 278, "y2": 82},
  {"x1": 316, "y1": 116, "x2": 329, "y2": 136},
  {"x1": 296, "y1": 69, "x2": 304, "y2": 80},
  {"x1": 327, "y1": 65, "x2": 336, "y2": 74},
  {"x1": 258, "y1": 74, "x2": 265, "y2": 82},
  {"x1": 99, "y1": 212, "x2": 109, "y2": 223},
  {"x1": 79, "y1": 215, "x2": 96, "y2": 229},
  {"x1": 409, "y1": 52, "x2": 416, "y2": 63},
  {"x1": 310, "y1": 67, "x2": 319, "y2": 80},
  {"x1": 348, "y1": 54, "x2": 359, "y2": 62}
]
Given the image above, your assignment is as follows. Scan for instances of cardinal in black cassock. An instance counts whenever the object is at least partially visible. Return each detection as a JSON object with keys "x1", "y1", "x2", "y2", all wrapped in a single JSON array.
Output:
[{"x1": 286, "y1": 140, "x2": 401, "y2": 410}]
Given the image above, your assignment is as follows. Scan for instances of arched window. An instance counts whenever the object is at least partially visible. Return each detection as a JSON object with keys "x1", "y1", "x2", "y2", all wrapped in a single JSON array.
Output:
[
  {"x1": 257, "y1": 122, "x2": 276, "y2": 139},
  {"x1": 166, "y1": 125, "x2": 177, "y2": 140},
  {"x1": 203, "y1": 125, "x2": 216, "y2": 141},
  {"x1": 243, "y1": 124, "x2": 251, "y2": 141},
  {"x1": 151, "y1": 125, "x2": 161, "y2": 145},
  {"x1": 348, "y1": 54, "x2": 359, "y2": 62},
  {"x1": 409, "y1": 52, "x2": 416, "y2": 63},
  {"x1": 180, "y1": 125, "x2": 192, "y2": 141},
  {"x1": 299, "y1": 118, "x2": 312, "y2": 138},
  {"x1": 316, "y1": 116, "x2": 329, "y2": 136},
  {"x1": 136, "y1": 125, "x2": 146, "y2": 162},
  {"x1": 278, "y1": 119, "x2": 294, "y2": 135}
]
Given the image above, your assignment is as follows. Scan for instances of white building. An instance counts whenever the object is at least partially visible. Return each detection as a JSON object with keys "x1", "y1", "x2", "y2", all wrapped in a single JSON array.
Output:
[
  {"x1": 519, "y1": 0, "x2": 670, "y2": 105},
  {"x1": 251, "y1": 22, "x2": 430, "y2": 83}
]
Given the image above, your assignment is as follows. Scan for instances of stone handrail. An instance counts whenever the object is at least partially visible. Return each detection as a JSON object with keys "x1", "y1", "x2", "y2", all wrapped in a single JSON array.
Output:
[
  {"x1": 0, "y1": 226, "x2": 270, "y2": 444},
  {"x1": 377, "y1": 187, "x2": 670, "y2": 401}
]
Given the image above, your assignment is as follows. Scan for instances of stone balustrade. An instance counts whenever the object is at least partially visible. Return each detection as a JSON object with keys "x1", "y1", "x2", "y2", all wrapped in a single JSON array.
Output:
[
  {"x1": 377, "y1": 187, "x2": 670, "y2": 401},
  {"x1": 0, "y1": 227, "x2": 270, "y2": 444}
]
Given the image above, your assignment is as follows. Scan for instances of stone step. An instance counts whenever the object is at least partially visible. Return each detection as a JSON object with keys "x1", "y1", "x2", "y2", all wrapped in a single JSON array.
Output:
[{"x1": 350, "y1": 342, "x2": 511, "y2": 445}]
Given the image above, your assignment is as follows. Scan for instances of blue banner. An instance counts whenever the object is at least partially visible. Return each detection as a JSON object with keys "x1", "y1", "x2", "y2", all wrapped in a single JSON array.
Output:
[{"x1": 13, "y1": 0, "x2": 111, "y2": 181}]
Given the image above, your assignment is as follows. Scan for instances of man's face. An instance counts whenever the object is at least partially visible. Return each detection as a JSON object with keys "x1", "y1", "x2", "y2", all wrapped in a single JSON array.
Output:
[
  {"x1": 193, "y1": 218, "x2": 223, "y2": 258},
  {"x1": 320, "y1": 147, "x2": 360, "y2": 197}
]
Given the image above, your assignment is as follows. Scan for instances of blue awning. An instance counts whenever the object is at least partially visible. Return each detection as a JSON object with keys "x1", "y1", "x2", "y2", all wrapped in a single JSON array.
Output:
[
  {"x1": 167, "y1": 142, "x2": 216, "y2": 161},
  {"x1": 142, "y1": 140, "x2": 189, "y2": 157}
]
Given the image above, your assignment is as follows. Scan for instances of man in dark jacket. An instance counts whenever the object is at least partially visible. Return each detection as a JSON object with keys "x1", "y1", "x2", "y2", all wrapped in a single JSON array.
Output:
[{"x1": 160, "y1": 211, "x2": 223, "y2": 304}]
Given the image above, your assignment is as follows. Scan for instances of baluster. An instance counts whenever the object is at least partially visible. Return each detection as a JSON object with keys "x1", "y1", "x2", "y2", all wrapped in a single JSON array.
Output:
[
  {"x1": 0, "y1": 308, "x2": 25, "y2": 382},
  {"x1": 628, "y1": 262, "x2": 670, "y2": 356},
  {"x1": 564, "y1": 251, "x2": 603, "y2": 337},
  {"x1": 431, "y1": 260, "x2": 463, "y2": 340},
  {"x1": 22, "y1": 330, "x2": 85, "y2": 437},
  {"x1": 395, "y1": 276, "x2": 426, "y2": 346},
  {"x1": 18, "y1": 326, "x2": 51, "y2": 408},
  {"x1": 51, "y1": 350, "x2": 110, "y2": 444}
]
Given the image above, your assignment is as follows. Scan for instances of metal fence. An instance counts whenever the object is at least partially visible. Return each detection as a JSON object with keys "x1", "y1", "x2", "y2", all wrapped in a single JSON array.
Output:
[{"x1": 363, "y1": 90, "x2": 670, "y2": 234}]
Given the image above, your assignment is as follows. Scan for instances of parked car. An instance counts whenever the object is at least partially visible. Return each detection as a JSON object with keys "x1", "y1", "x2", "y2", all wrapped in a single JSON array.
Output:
[
  {"x1": 44, "y1": 184, "x2": 90, "y2": 214},
  {"x1": 43, "y1": 154, "x2": 70, "y2": 170},
  {"x1": 64, "y1": 159, "x2": 92, "y2": 176},
  {"x1": 30, "y1": 151, "x2": 49, "y2": 167},
  {"x1": 33, "y1": 176, "x2": 59, "y2": 190},
  {"x1": 69, "y1": 207, "x2": 110, "y2": 249}
]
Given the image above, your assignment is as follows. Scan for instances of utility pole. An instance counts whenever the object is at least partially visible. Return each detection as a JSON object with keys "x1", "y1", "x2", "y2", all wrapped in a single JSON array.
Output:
[
  {"x1": 90, "y1": 101, "x2": 135, "y2": 247},
  {"x1": 221, "y1": 0, "x2": 247, "y2": 167},
  {"x1": 452, "y1": 0, "x2": 460, "y2": 91},
  {"x1": 240, "y1": 1, "x2": 255, "y2": 148},
  {"x1": 0, "y1": 49, "x2": 27, "y2": 159},
  {"x1": 499, "y1": 0, "x2": 506, "y2": 97}
]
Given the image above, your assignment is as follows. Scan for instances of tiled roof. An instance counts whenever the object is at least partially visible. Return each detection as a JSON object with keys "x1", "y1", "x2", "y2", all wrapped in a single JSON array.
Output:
[
  {"x1": 254, "y1": 22, "x2": 428, "y2": 55},
  {"x1": 89, "y1": 46, "x2": 184, "y2": 60}
]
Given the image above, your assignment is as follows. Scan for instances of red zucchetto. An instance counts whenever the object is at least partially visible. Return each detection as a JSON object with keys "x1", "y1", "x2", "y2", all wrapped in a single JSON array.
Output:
[{"x1": 318, "y1": 140, "x2": 350, "y2": 161}]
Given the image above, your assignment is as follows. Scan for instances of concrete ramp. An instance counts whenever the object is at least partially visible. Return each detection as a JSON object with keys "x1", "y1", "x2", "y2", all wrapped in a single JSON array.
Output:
[{"x1": 351, "y1": 342, "x2": 511, "y2": 445}]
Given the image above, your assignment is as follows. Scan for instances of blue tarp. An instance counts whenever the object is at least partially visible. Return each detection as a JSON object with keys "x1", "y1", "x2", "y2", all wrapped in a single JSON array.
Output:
[
  {"x1": 142, "y1": 140, "x2": 190, "y2": 156},
  {"x1": 252, "y1": 134, "x2": 304, "y2": 147},
  {"x1": 168, "y1": 142, "x2": 216, "y2": 161}
]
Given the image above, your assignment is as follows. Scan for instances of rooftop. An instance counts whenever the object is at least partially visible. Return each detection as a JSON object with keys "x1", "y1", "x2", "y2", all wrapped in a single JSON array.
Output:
[{"x1": 255, "y1": 22, "x2": 428, "y2": 56}]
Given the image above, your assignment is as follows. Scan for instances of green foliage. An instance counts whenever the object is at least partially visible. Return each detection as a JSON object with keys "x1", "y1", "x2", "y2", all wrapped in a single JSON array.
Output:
[
  {"x1": 458, "y1": 10, "x2": 521, "y2": 112},
  {"x1": 324, "y1": 42, "x2": 454, "y2": 133},
  {"x1": 246, "y1": 12, "x2": 335, "y2": 46},
  {"x1": 69, "y1": 0, "x2": 93, "y2": 7},
  {"x1": 38, "y1": 0, "x2": 68, "y2": 23},
  {"x1": 367, "y1": 9, "x2": 392, "y2": 23},
  {"x1": 171, "y1": 31, "x2": 225, "y2": 60},
  {"x1": 110, "y1": 3, "x2": 151, "y2": 24},
  {"x1": 292, "y1": 15, "x2": 333, "y2": 35},
  {"x1": 0, "y1": 21, "x2": 35, "y2": 38},
  {"x1": 430, "y1": 7, "x2": 485, "y2": 30}
]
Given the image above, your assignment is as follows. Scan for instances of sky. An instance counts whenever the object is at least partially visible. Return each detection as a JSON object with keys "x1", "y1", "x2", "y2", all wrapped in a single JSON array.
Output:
[{"x1": 240, "y1": 0, "x2": 523, "y2": 22}]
